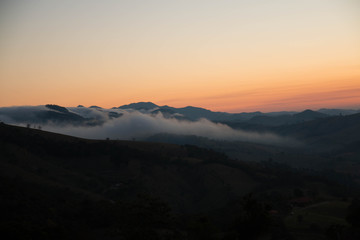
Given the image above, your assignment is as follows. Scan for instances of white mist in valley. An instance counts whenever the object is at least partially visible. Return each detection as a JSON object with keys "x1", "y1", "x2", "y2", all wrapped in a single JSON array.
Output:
[
  {"x1": 46, "y1": 110, "x2": 298, "y2": 146},
  {"x1": 0, "y1": 106, "x2": 299, "y2": 146}
]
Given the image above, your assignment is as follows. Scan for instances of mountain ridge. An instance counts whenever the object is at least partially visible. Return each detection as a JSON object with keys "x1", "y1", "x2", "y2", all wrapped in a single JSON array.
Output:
[{"x1": 1, "y1": 102, "x2": 359, "y2": 129}]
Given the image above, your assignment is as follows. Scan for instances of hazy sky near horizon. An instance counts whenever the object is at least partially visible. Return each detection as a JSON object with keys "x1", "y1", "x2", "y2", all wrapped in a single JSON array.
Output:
[{"x1": 1, "y1": 0, "x2": 359, "y2": 112}]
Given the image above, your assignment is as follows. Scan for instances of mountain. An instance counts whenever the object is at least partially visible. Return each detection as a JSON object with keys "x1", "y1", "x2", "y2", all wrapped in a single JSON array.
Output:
[
  {"x1": 151, "y1": 108, "x2": 176, "y2": 115},
  {"x1": 162, "y1": 105, "x2": 265, "y2": 121},
  {"x1": 45, "y1": 104, "x2": 70, "y2": 113},
  {"x1": 1, "y1": 102, "x2": 358, "y2": 144},
  {"x1": 89, "y1": 105, "x2": 102, "y2": 109},
  {"x1": 0, "y1": 104, "x2": 85, "y2": 125},
  {"x1": 3, "y1": 102, "x2": 357, "y2": 127},
  {"x1": 150, "y1": 108, "x2": 186, "y2": 119},
  {"x1": 115, "y1": 102, "x2": 356, "y2": 123},
  {"x1": 245, "y1": 109, "x2": 329, "y2": 126},
  {"x1": 318, "y1": 108, "x2": 360, "y2": 116},
  {"x1": 246, "y1": 114, "x2": 294, "y2": 126},
  {"x1": 117, "y1": 101, "x2": 159, "y2": 110},
  {"x1": 162, "y1": 105, "x2": 227, "y2": 120},
  {"x1": 114, "y1": 102, "x2": 265, "y2": 121},
  {"x1": 274, "y1": 112, "x2": 360, "y2": 148},
  {"x1": 0, "y1": 104, "x2": 122, "y2": 126},
  {"x1": 293, "y1": 109, "x2": 328, "y2": 121}
]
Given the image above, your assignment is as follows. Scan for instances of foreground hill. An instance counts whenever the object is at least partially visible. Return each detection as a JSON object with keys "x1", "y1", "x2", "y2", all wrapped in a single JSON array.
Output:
[
  {"x1": 0, "y1": 123, "x2": 275, "y2": 214},
  {"x1": 1, "y1": 123, "x2": 359, "y2": 239}
]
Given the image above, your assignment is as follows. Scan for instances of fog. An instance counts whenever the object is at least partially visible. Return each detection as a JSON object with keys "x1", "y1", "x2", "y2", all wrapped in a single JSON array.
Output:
[
  {"x1": 47, "y1": 111, "x2": 297, "y2": 146},
  {"x1": 0, "y1": 106, "x2": 49, "y2": 123},
  {"x1": 0, "y1": 106, "x2": 299, "y2": 146}
]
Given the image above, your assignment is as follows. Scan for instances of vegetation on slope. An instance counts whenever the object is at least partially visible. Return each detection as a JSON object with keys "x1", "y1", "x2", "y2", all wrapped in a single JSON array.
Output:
[{"x1": 1, "y1": 123, "x2": 360, "y2": 239}]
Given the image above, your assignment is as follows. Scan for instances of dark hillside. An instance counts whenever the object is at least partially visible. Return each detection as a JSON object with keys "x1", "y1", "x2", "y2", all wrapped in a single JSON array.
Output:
[
  {"x1": 274, "y1": 113, "x2": 360, "y2": 149},
  {"x1": 0, "y1": 123, "x2": 257, "y2": 213},
  {"x1": 1, "y1": 123, "x2": 358, "y2": 239}
]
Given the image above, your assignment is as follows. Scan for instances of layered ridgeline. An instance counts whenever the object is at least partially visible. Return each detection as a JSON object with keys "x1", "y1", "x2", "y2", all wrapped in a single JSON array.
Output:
[
  {"x1": 1, "y1": 102, "x2": 359, "y2": 126},
  {"x1": 1, "y1": 123, "x2": 360, "y2": 239},
  {"x1": 1, "y1": 102, "x2": 360, "y2": 169}
]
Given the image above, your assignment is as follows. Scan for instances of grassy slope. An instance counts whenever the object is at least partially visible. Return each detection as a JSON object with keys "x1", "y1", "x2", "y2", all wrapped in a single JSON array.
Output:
[
  {"x1": 1, "y1": 123, "x2": 357, "y2": 239},
  {"x1": 285, "y1": 201, "x2": 350, "y2": 240},
  {"x1": 0, "y1": 123, "x2": 258, "y2": 213}
]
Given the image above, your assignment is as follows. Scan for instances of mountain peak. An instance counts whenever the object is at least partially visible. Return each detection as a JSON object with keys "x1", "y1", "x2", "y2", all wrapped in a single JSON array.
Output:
[
  {"x1": 89, "y1": 105, "x2": 102, "y2": 109},
  {"x1": 45, "y1": 104, "x2": 69, "y2": 113},
  {"x1": 118, "y1": 102, "x2": 159, "y2": 110},
  {"x1": 294, "y1": 109, "x2": 328, "y2": 120}
]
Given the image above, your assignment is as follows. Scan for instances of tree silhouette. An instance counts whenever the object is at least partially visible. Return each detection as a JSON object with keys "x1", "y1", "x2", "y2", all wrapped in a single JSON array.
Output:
[{"x1": 232, "y1": 194, "x2": 270, "y2": 239}]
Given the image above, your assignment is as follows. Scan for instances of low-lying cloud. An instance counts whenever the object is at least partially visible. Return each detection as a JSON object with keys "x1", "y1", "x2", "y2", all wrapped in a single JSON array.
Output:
[
  {"x1": 48, "y1": 111, "x2": 297, "y2": 146},
  {"x1": 0, "y1": 106, "x2": 299, "y2": 146}
]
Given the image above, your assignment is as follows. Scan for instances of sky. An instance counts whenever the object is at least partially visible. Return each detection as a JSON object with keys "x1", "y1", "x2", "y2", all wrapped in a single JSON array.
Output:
[{"x1": 0, "y1": 0, "x2": 359, "y2": 112}]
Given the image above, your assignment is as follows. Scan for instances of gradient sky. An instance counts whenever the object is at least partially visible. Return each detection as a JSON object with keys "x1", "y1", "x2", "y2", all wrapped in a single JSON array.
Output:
[{"x1": 1, "y1": 0, "x2": 359, "y2": 112}]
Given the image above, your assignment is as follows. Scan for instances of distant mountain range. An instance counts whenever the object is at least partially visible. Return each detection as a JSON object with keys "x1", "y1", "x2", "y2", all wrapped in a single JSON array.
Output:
[
  {"x1": 116, "y1": 102, "x2": 360, "y2": 123},
  {"x1": 0, "y1": 101, "x2": 359, "y2": 127}
]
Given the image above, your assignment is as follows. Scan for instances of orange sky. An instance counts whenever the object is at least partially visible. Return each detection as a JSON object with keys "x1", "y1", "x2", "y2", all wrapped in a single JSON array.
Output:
[{"x1": 0, "y1": 0, "x2": 359, "y2": 112}]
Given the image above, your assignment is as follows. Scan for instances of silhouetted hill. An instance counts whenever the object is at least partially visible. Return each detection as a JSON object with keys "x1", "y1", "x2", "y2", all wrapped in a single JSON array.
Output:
[
  {"x1": 293, "y1": 109, "x2": 328, "y2": 120},
  {"x1": 113, "y1": 102, "x2": 267, "y2": 121},
  {"x1": 151, "y1": 108, "x2": 176, "y2": 115},
  {"x1": 114, "y1": 102, "x2": 355, "y2": 123},
  {"x1": 0, "y1": 123, "x2": 257, "y2": 214},
  {"x1": 1, "y1": 123, "x2": 358, "y2": 239},
  {"x1": 247, "y1": 115, "x2": 294, "y2": 126},
  {"x1": 37, "y1": 109, "x2": 85, "y2": 124},
  {"x1": 318, "y1": 108, "x2": 360, "y2": 116},
  {"x1": 3, "y1": 102, "x2": 358, "y2": 128},
  {"x1": 114, "y1": 101, "x2": 358, "y2": 123},
  {"x1": 220, "y1": 113, "x2": 360, "y2": 166},
  {"x1": 162, "y1": 105, "x2": 225, "y2": 120},
  {"x1": 45, "y1": 104, "x2": 69, "y2": 113},
  {"x1": 160, "y1": 105, "x2": 264, "y2": 121},
  {"x1": 89, "y1": 105, "x2": 102, "y2": 109},
  {"x1": 274, "y1": 113, "x2": 360, "y2": 146},
  {"x1": 0, "y1": 105, "x2": 86, "y2": 125},
  {"x1": 117, "y1": 101, "x2": 159, "y2": 110},
  {"x1": 244, "y1": 109, "x2": 328, "y2": 127}
]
